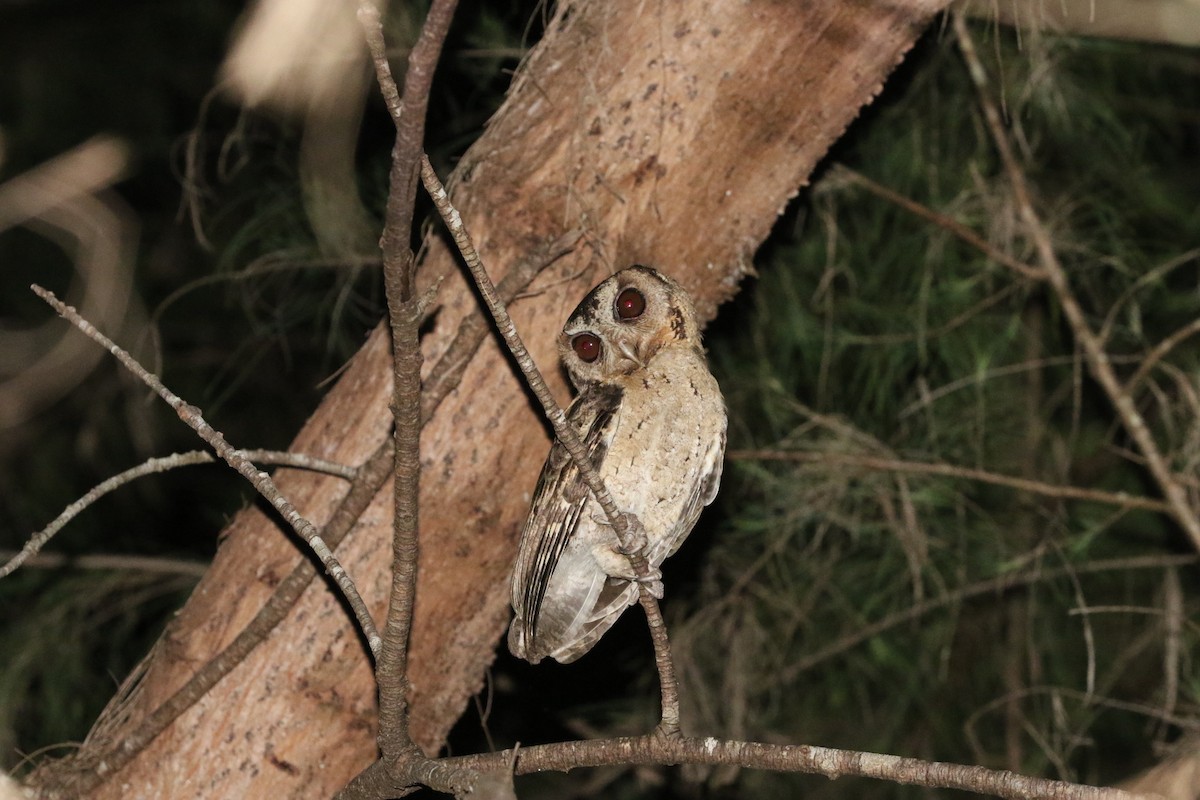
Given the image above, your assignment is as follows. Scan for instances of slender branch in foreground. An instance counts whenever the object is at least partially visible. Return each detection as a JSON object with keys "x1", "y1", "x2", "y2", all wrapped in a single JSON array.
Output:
[
  {"x1": 419, "y1": 155, "x2": 682, "y2": 735},
  {"x1": 355, "y1": 0, "x2": 404, "y2": 124},
  {"x1": 42, "y1": 446, "x2": 396, "y2": 798},
  {"x1": 50, "y1": 241, "x2": 568, "y2": 797},
  {"x1": 728, "y1": 449, "x2": 1172, "y2": 514},
  {"x1": 953, "y1": 14, "x2": 1200, "y2": 553},
  {"x1": 0, "y1": 550, "x2": 209, "y2": 578},
  {"x1": 2, "y1": 449, "x2": 355, "y2": 579},
  {"x1": 31, "y1": 285, "x2": 381, "y2": 652},
  {"x1": 362, "y1": 0, "x2": 461, "y2": 768},
  {"x1": 442, "y1": 734, "x2": 1148, "y2": 800}
]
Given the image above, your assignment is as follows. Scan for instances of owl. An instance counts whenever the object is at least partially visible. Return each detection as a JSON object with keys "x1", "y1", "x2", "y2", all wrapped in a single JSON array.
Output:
[{"x1": 508, "y1": 265, "x2": 727, "y2": 664}]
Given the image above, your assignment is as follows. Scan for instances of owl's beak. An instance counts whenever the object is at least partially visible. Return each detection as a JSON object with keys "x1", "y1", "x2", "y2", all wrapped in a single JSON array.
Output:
[{"x1": 617, "y1": 340, "x2": 645, "y2": 369}]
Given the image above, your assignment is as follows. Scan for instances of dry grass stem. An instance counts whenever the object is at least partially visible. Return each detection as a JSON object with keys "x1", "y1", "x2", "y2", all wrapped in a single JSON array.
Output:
[
  {"x1": 833, "y1": 164, "x2": 1045, "y2": 280},
  {"x1": 729, "y1": 449, "x2": 1172, "y2": 514},
  {"x1": 953, "y1": 14, "x2": 1200, "y2": 552}
]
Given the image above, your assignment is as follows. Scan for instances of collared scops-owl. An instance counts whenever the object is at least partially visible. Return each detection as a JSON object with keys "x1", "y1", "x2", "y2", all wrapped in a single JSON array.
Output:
[{"x1": 508, "y1": 265, "x2": 727, "y2": 664}]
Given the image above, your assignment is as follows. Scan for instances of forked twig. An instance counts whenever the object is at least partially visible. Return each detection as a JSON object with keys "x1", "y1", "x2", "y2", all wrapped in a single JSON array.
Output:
[
  {"x1": 2, "y1": 449, "x2": 355, "y2": 579},
  {"x1": 419, "y1": 155, "x2": 683, "y2": 735},
  {"x1": 58, "y1": 238, "x2": 569, "y2": 797},
  {"x1": 30, "y1": 285, "x2": 382, "y2": 654},
  {"x1": 953, "y1": 14, "x2": 1200, "y2": 553},
  {"x1": 355, "y1": 0, "x2": 462, "y2": 767}
]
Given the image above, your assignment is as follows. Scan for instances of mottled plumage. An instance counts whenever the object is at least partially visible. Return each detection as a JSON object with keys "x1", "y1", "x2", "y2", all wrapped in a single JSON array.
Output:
[{"x1": 509, "y1": 265, "x2": 726, "y2": 664}]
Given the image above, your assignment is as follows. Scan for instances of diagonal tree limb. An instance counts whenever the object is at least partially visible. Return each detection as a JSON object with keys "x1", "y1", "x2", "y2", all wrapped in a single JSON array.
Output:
[
  {"x1": 832, "y1": 165, "x2": 1045, "y2": 281},
  {"x1": 35, "y1": 238, "x2": 570, "y2": 798}
]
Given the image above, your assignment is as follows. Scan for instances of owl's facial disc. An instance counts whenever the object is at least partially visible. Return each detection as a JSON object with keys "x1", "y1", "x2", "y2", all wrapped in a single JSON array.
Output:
[{"x1": 559, "y1": 265, "x2": 702, "y2": 389}]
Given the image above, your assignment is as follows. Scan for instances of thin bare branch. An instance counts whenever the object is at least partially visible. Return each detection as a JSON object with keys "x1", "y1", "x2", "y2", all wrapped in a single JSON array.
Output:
[
  {"x1": 953, "y1": 14, "x2": 1200, "y2": 553},
  {"x1": 1097, "y1": 247, "x2": 1200, "y2": 346},
  {"x1": 59, "y1": 234, "x2": 568, "y2": 799},
  {"x1": 419, "y1": 156, "x2": 683, "y2": 735},
  {"x1": 728, "y1": 449, "x2": 1172, "y2": 514},
  {"x1": 965, "y1": 685, "x2": 1200, "y2": 741},
  {"x1": 0, "y1": 550, "x2": 208, "y2": 578},
  {"x1": 443, "y1": 734, "x2": 1149, "y2": 800},
  {"x1": 898, "y1": 353, "x2": 1143, "y2": 420},
  {"x1": 2, "y1": 449, "x2": 354, "y2": 579},
  {"x1": 355, "y1": 0, "x2": 404, "y2": 124},
  {"x1": 49, "y1": 445, "x2": 396, "y2": 798},
  {"x1": 365, "y1": 0, "x2": 461, "y2": 767},
  {"x1": 31, "y1": 285, "x2": 382, "y2": 652},
  {"x1": 1126, "y1": 317, "x2": 1200, "y2": 394}
]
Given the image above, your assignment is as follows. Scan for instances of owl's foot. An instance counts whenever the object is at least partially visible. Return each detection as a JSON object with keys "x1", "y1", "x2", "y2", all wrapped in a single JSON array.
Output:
[
  {"x1": 608, "y1": 511, "x2": 644, "y2": 552},
  {"x1": 612, "y1": 512, "x2": 665, "y2": 598},
  {"x1": 590, "y1": 544, "x2": 665, "y2": 600},
  {"x1": 591, "y1": 543, "x2": 661, "y2": 580},
  {"x1": 637, "y1": 571, "x2": 666, "y2": 600}
]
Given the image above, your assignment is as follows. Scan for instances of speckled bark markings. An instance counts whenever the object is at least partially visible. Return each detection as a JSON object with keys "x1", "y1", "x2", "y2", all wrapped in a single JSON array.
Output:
[{"x1": 46, "y1": 0, "x2": 944, "y2": 797}]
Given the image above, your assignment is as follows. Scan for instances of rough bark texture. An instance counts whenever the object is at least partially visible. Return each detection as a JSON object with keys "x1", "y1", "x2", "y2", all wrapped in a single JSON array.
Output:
[{"x1": 46, "y1": 0, "x2": 945, "y2": 797}]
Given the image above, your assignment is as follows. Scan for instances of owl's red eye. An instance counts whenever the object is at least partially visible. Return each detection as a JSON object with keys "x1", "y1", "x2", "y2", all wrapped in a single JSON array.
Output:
[
  {"x1": 571, "y1": 333, "x2": 602, "y2": 363},
  {"x1": 615, "y1": 287, "x2": 646, "y2": 321}
]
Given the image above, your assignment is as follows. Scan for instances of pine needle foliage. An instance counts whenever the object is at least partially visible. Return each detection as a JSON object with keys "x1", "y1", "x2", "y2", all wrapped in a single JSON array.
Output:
[
  {"x1": 674, "y1": 24, "x2": 1200, "y2": 798},
  {"x1": 5, "y1": 3, "x2": 1200, "y2": 795}
]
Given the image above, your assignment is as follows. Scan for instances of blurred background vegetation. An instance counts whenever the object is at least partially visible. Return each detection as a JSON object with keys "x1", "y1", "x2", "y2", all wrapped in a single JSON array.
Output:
[{"x1": 2, "y1": 1, "x2": 1198, "y2": 797}]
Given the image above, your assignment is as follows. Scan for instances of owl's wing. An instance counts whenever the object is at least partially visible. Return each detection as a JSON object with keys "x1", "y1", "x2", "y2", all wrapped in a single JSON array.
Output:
[
  {"x1": 546, "y1": 404, "x2": 727, "y2": 662},
  {"x1": 509, "y1": 384, "x2": 623, "y2": 663}
]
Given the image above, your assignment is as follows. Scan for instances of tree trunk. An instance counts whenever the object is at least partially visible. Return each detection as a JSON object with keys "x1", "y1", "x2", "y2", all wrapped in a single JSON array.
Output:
[{"x1": 35, "y1": 0, "x2": 945, "y2": 796}]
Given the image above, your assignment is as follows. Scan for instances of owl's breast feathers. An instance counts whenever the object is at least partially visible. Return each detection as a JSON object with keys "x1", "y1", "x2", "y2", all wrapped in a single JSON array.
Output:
[
  {"x1": 605, "y1": 345, "x2": 725, "y2": 561},
  {"x1": 509, "y1": 344, "x2": 726, "y2": 663}
]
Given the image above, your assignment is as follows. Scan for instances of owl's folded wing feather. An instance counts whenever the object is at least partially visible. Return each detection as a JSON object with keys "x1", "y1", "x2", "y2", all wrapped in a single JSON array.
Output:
[{"x1": 509, "y1": 384, "x2": 623, "y2": 662}]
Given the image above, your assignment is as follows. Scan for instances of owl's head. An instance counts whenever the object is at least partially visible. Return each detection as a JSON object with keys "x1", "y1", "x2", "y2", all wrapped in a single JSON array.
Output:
[{"x1": 558, "y1": 265, "x2": 702, "y2": 389}]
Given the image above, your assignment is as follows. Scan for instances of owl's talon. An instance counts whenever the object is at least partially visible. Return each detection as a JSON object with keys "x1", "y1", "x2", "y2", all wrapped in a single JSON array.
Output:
[
  {"x1": 615, "y1": 511, "x2": 648, "y2": 555},
  {"x1": 637, "y1": 570, "x2": 665, "y2": 600}
]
